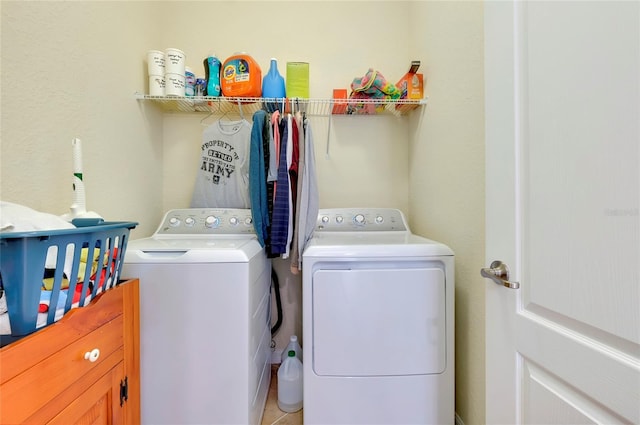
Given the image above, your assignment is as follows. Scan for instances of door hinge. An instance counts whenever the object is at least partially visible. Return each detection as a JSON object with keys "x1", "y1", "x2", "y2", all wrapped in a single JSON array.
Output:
[{"x1": 120, "y1": 376, "x2": 128, "y2": 406}]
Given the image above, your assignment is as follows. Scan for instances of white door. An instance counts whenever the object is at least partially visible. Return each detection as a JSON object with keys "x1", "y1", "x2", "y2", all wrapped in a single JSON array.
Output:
[{"x1": 484, "y1": 1, "x2": 639, "y2": 424}]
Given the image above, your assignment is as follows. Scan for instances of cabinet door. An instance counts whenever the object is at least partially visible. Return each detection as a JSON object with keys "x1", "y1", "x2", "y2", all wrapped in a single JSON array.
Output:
[{"x1": 47, "y1": 362, "x2": 124, "y2": 425}]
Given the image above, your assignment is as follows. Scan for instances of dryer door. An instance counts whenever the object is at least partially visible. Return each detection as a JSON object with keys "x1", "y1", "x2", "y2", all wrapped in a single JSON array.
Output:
[{"x1": 312, "y1": 263, "x2": 446, "y2": 376}]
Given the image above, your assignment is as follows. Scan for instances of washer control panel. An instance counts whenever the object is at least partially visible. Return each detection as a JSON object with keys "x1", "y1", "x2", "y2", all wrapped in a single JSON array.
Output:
[
  {"x1": 155, "y1": 208, "x2": 255, "y2": 235},
  {"x1": 315, "y1": 208, "x2": 408, "y2": 232}
]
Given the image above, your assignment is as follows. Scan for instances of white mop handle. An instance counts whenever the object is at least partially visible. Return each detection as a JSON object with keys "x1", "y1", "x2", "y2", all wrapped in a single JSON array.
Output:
[
  {"x1": 70, "y1": 138, "x2": 86, "y2": 212},
  {"x1": 72, "y1": 137, "x2": 83, "y2": 176}
]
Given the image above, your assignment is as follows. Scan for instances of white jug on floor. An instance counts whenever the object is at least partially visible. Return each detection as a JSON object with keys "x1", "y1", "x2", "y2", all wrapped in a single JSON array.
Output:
[{"x1": 278, "y1": 350, "x2": 303, "y2": 413}]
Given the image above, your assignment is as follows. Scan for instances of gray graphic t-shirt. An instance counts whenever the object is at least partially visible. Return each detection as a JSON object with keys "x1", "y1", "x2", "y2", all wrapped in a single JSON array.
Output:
[{"x1": 190, "y1": 119, "x2": 251, "y2": 208}]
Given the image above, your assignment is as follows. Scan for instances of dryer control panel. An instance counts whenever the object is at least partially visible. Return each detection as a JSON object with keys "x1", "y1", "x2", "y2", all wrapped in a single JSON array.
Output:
[
  {"x1": 315, "y1": 208, "x2": 408, "y2": 232},
  {"x1": 154, "y1": 208, "x2": 256, "y2": 235}
]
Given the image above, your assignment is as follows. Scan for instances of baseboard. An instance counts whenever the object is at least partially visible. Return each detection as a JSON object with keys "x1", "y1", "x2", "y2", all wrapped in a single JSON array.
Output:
[
  {"x1": 271, "y1": 348, "x2": 283, "y2": 364},
  {"x1": 455, "y1": 412, "x2": 465, "y2": 425}
]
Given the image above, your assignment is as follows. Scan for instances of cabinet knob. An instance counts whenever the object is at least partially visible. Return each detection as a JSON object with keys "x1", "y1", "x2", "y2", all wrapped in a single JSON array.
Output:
[{"x1": 84, "y1": 348, "x2": 101, "y2": 363}]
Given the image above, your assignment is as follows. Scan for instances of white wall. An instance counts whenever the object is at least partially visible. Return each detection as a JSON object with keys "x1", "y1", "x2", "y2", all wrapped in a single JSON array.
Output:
[
  {"x1": 408, "y1": 2, "x2": 486, "y2": 423},
  {"x1": 1, "y1": 1, "x2": 164, "y2": 238},
  {"x1": 158, "y1": 1, "x2": 411, "y2": 213},
  {"x1": 1, "y1": 2, "x2": 486, "y2": 423}
]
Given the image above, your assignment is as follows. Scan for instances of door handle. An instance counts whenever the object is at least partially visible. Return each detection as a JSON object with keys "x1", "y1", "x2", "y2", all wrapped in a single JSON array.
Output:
[{"x1": 481, "y1": 260, "x2": 520, "y2": 289}]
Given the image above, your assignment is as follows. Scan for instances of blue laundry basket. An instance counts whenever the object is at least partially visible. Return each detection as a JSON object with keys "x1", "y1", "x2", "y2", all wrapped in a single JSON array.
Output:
[{"x1": 0, "y1": 219, "x2": 137, "y2": 344}]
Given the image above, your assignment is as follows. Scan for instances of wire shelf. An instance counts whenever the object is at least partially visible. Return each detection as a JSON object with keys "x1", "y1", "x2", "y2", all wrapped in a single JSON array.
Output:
[{"x1": 134, "y1": 93, "x2": 426, "y2": 117}]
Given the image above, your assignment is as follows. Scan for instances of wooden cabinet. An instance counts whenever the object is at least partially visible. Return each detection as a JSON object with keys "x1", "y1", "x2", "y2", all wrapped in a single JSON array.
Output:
[{"x1": 0, "y1": 279, "x2": 140, "y2": 424}]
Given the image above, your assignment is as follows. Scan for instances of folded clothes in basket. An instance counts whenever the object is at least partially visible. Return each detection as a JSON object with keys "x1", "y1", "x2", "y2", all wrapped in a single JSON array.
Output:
[
  {"x1": 41, "y1": 247, "x2": 116, "y2": 291},
  {"x1": 39, "y1": 290, "x2": 67, "y2": 312},
  {"x1": 0, "y1": 248, "x2": 120, "y2": 334},
  {"x1": 1, "y1": 201, "x2": 77, "y2": 278},
  {"x1": 38, "y1": 248, "x2": 118, "y2": 313},
  {"x1": 0, "y1": 290, "x2": 95, "y2": 335},
  {"x1": 0, "y1": 201, "x2": 75, "y2": 233}
]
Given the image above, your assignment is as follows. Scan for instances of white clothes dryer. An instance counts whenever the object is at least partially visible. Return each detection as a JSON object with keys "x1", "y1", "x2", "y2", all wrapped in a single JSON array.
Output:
[
  {"x1": 302, "y1": 208, "x2": 454, "y2": 425},
  {"x1": 122, "y1": 208, "x2": 271, "y2": 425}
]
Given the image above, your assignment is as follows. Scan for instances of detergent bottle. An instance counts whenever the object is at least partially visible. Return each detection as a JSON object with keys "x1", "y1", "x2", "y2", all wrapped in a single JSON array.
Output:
[
  {"x1": 262, "y1": 58, "x2": 286, "y2": 112},
  {"x1": 221, "y1": 52, "x2": 262, "y2": 98},
  {"x1": 203, "y1": 54, "x2": 221, "y2": 97}
]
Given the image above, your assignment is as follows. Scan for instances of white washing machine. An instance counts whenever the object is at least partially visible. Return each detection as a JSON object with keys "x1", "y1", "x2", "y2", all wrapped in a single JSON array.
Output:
[
  {"x1": 122, "y1": 208, "x2": 271, "y2": 425},
  {"x1": 302, "y1": 208, "x2": 455, "y2": 425}
]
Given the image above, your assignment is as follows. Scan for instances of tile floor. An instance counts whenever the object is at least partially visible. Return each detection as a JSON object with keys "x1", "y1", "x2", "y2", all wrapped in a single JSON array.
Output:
[{"x1": 261, "y1": 365, "x2": 303, "y2": 425}]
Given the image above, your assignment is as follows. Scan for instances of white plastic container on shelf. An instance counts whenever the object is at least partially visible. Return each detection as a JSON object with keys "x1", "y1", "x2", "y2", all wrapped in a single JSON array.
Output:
[
  {"x1": 148, "y1": 74, "x2": 165, "y2": 96},
  {"x1": 164, "y1": 47, "x2": 185, "y2": 75},
  {"x1": 278, "y1": 350, "x2": 303, "y2": 413},
  {"x1": 147, "y1": 50, "x2": 165, "y2": 76},
  {"x1": 165, "y1": 73, "x2": 185, "y2": 97},
  {"x1": 281, "y1": 335, "x2": 303, "y2": 363}
]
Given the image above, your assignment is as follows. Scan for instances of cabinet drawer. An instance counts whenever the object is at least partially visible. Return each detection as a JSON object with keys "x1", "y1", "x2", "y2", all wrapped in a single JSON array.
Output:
[
  {"x1": 1, "y1": 284, "x2": 126, "y2": 384},
  {"x1": 0, "y1": 316, "x2": 124, "y2": 424}
]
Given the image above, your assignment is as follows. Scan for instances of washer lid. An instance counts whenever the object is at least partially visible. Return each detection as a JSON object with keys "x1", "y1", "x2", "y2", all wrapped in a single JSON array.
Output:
[
  {"x1": 124, "y1": 236, "x2": 263, "y2": 263},
  {"x1": 303, "y1": 232, "x2": 454, "y2": 258}
]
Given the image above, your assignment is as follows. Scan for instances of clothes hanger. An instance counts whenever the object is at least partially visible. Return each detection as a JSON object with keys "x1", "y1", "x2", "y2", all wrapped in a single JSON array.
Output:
[
  {"x1": 200, "y1": 110, "x2": 214, "y2": 126},
  {"x1": 201, "y1": 98, "x2": 248, "y2": 125},
  {"x1": 237, "y1": 100, "x2": 245, "y2": 121},
  {"x1": 200, "y1": 100, "x2": 223, "y2": 126}
]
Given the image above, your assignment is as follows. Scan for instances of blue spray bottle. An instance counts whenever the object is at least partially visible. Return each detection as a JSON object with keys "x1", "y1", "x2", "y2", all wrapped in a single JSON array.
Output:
[{"x1": 203, "y1": 54, "x2": 221, "y2": 97}]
